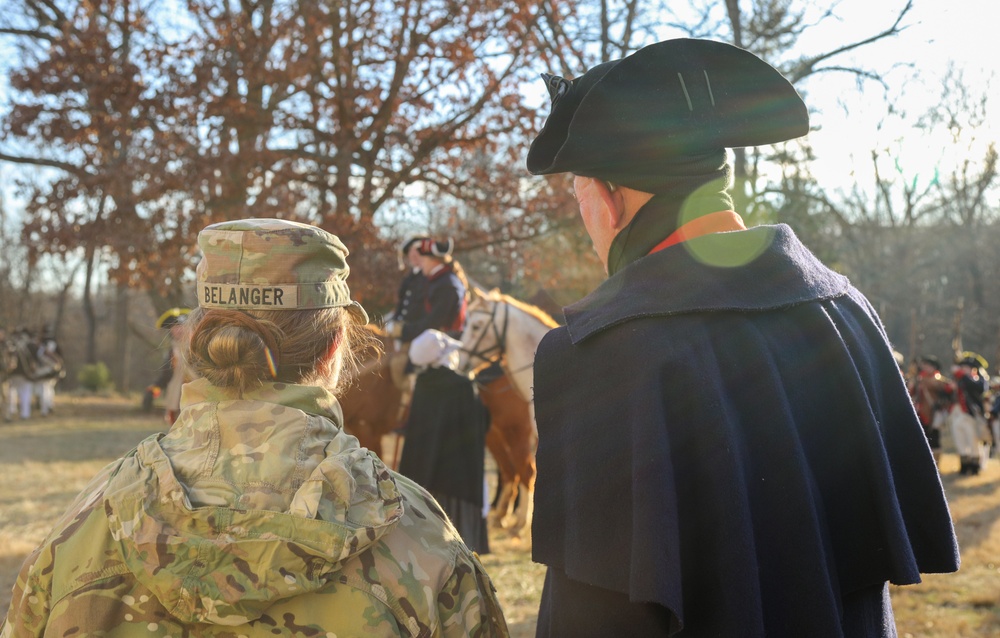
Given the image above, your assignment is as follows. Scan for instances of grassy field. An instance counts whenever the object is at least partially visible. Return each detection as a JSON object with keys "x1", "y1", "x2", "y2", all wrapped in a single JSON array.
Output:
[{"x1": 1, "y1": 395, "x2": 998, "y2": 636}]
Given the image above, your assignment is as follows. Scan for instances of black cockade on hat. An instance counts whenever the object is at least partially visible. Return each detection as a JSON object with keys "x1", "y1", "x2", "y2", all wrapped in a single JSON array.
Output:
[{"x1": 526, "y1": 38, "x2": 809, "y2": 192}]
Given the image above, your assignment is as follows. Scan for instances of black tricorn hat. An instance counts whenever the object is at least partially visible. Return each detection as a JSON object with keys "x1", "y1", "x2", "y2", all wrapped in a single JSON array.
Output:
[
  {"x1": 417, "y1": 237, "x2": 454, "y2": 258},
  {"x1": 400, "y1": 236, "x2": 429, "y2": 257},
  {"x1": 526, "y1": 38, "x2": 809, "y2": 191},
  {"x1": 919, "y1": 354, "x2": 942, "y2": 370},
  {"x1": 156, "y1": 307, "x2": 191, "y2": 329},
  {"x1": 956, "y1": 351, "x2": 988, "y2": 370}
]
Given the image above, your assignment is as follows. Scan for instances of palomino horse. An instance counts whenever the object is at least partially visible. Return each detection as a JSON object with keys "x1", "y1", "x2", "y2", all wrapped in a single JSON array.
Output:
[{"x1": 459, "y1": 288, "x2": 559, "y2": 536}]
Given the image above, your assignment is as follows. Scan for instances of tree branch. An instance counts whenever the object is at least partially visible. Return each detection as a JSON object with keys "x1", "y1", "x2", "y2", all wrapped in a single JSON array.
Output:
[
  {"x1": 788, "y1": 0, "x2": 913, "y2": 83},
  {"x1": 0, "y1": 152, "x2": 92, "y2": 177}
]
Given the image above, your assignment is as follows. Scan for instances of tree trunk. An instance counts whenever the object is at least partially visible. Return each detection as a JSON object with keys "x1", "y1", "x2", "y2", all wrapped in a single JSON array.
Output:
[
  {"x1": 82, "y1": 245, "x2": 98, "y2": 364},
  {"x1": 52, "y1": 258, "x2": 83, "y2": 341},
  {"x1": 114, "y1": 283, "x2": 130, "y2": 393}
]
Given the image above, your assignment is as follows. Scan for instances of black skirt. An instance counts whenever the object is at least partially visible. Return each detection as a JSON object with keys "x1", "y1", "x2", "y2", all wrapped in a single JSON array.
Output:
[{"x1": 398, "y1": 367, "x2": 489, "y2": 551}]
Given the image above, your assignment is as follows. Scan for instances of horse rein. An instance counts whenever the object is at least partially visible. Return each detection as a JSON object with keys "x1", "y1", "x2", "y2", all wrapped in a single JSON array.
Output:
[
  {"x1": 461, "y1": 297, "x2": 508, "y2": 372},
  {"x1": 461, "y1": 297, "x2": 536, "y2": 381}
]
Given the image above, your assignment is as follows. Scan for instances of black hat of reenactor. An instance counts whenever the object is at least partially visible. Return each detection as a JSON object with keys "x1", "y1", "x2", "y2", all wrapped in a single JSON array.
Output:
[
  {"x1": 526, "y1": 38, "x2": 809, "y2": 193},
  {"x1": 919, "y1": 354, "x2": 942, "y2": 370},
  {"x1": 416, "y1": 237, "x2": 454, "y2": 258},
  {"x1": 956, "y1": 351, "x2": 988, "y2": 370},
  {"x1": 156, "y1": 307, "x2": 191, "y2": 329},
  {"x1": 398, "y1": 236, "x2": 429, "y2": 270},
  {"x1": 400, "y1": 236, "x2": 428, "y2": 256}
]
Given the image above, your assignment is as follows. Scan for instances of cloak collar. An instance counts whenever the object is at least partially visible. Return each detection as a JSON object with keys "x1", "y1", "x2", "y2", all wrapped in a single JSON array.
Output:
[{"x1": 565, "y1": 224, "x2": 851, "y2": 344}]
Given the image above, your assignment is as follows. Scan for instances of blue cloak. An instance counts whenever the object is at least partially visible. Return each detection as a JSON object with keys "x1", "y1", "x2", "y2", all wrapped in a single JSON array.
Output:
[{"x1": 531, "y1": 225, "x2": 959, "y2": 637}]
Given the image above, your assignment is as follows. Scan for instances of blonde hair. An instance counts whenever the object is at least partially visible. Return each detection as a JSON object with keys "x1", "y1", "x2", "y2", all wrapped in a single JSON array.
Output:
[{"x1": 185, "y1": 307, "x2": 378, "y2": 397}]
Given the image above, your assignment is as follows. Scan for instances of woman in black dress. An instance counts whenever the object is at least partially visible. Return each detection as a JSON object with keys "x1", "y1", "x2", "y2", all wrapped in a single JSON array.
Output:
[{"x1": 395, "y1": 239, "x2": 490, "y2": 553}]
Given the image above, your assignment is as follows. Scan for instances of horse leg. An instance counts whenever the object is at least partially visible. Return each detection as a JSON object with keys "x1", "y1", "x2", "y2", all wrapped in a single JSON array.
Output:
[
  {"x1": 504, "y1": 421, "x2": 537, "y2": 537},
  {"x1": 485, "y1": 425, "x2": 517, "y2": 527},
  {"x1": 515, "y1": 456, "x2": 537, "y2": 539}
]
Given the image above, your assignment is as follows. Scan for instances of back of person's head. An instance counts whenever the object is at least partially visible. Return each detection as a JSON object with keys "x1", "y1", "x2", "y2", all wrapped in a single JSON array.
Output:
[
  {"x1": 526, "y1": 39, "x2": 810, "y2": 274},
  {"x1": 187, "y1": 218, "x2": 376, "y2": 396}
]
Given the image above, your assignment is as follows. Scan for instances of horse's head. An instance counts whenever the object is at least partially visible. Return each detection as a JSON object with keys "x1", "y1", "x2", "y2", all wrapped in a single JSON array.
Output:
[{"x1": 458, "y1": 289, "x2": 504, "y2": 374}]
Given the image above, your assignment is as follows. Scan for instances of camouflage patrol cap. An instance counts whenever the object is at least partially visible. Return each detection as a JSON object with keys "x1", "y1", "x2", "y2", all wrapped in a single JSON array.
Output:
[{"x1": 196, "y1": 218, "x2": 369, "y2": 324}]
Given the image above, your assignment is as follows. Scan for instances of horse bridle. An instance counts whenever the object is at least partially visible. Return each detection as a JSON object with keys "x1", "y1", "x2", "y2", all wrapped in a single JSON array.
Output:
[{"x1": 461, "y1": 297, "x2": 509, "y2": 371}]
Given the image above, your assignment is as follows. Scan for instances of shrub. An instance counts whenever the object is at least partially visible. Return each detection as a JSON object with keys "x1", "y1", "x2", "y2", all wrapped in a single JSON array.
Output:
[{"x1": 77, "y1": 362, "x2": 114, "y2": 392}]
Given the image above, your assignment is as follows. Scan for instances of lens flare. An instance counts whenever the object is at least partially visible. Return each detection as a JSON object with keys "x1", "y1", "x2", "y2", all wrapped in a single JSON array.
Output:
[{"x1": 264, "y1": 347, "x2": 278, "y2": 379}]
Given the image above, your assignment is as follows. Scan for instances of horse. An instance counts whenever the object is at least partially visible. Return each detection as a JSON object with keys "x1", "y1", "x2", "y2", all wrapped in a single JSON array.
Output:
[
  {"x1": 337, "y1": 326, "x2": 407, "y2": 461},
  {"x1": 337, "y1": 322, "x2": 543, "y2": 538},
  {"x1": 459, "y1": 287, "x2": 560, "y2": 536},
  {"x1": 475, "y1": 361, "x2": 537, "y2": 535}
]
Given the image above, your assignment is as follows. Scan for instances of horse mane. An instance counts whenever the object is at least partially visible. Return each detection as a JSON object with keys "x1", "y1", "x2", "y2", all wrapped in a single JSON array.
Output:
[{"x1": 481, "y1": 288, "x2": 560, "y2": 329}]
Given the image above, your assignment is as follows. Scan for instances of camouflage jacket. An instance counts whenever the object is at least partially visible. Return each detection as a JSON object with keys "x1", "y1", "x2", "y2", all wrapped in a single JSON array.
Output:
[{"x1": 2, "y1": 379, "x2": 508, "y2": 637}]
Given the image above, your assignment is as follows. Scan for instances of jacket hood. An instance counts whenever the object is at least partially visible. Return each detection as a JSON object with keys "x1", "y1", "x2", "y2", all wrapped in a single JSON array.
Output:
[{"x1": 103, "y1": 380, "x2": 403, "y2": 625}]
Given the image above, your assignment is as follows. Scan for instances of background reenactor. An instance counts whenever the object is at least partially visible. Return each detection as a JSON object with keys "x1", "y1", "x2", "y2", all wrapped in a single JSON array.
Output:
[
  {"x1": 4, "y1": 327, "x2": 37, "y2": 422},
  {"x1": 950, "y1": 351, "x2": 990, "y2": 474},
  {"x1": 32, "y1": 324, "x2": 65, "y2": 417},
  {"x1": 908, "y1": 354, "x2": 954, "y2": 467}
]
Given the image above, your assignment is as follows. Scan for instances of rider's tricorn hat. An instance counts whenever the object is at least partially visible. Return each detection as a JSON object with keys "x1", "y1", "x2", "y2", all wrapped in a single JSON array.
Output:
[
  {"x1": 526, "y1": 38, "x2": 809, "y2": 192},
  {"x1": 398, "y1": 236, "x2": 429, "y2": 269},
  {"x1": 416, "y1": 237, "x2": 454, "y2": 258},
  {"x1": 400, "y1": 236, "x2": 428, "y2": 257}
]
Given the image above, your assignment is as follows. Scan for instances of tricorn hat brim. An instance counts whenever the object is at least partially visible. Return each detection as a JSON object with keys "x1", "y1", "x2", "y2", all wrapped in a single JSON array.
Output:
[
  {"x1": 957, "y1": 351, "x2": 989, "y2": 369},
  {"x1": 527, "y1": 38, "x2": 809, "y2": 190}
]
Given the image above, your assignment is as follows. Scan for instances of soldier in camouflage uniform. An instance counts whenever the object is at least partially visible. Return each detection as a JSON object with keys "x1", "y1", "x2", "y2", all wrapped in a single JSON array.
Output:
[{"x1": 2, "y1": 218, "x2": 509, "y2": 637}]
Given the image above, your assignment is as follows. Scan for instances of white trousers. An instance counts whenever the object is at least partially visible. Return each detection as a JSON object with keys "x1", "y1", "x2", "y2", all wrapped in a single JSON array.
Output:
[
  {"x1": 35, "y1": 378, "x2": 57, "y2": 415},
  {"x1": 949, "y1": 406, "x2": 984, "y2": 457},
  {"x1": 6, "y1": 376, "x2": 33, "y2": 420}
]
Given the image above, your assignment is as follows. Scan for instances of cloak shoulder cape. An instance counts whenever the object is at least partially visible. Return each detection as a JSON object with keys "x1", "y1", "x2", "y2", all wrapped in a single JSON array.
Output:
[{"x1": 532, "y1": 225, "x2": 959, "y2": 636}]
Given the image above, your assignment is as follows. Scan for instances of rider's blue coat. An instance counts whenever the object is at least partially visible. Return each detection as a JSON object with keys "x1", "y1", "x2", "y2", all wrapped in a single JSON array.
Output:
[{"x1": 531, "y1": 224, "x2": 960, "y2": 637}]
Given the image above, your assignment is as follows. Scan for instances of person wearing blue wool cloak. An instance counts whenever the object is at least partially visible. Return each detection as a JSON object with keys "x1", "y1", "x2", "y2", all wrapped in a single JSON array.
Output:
[{"x1": 525, "y1": 38, "x2": 959, "y2": 637}]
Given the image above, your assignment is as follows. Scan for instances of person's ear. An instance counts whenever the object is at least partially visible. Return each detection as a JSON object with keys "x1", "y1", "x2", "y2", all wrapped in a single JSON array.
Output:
[{"x1": 594, "y1": 180, "x2": 626, "y2": 229}]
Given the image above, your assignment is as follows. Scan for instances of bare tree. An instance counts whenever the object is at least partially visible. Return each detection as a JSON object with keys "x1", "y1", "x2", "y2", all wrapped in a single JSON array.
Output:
[{"x1": 1, "y1": 0, "x2": 178, "y2": 357}]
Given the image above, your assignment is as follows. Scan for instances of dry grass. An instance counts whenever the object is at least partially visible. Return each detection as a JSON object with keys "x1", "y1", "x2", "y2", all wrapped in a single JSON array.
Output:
[
  {"x1": 0, "y1": 395, "x2": 166, "y2": 613},
  {"x1": 1, "y1": 395, "x2": 998, "y2": 636},
  {"x1": 891, "y1": 455, "x2": 1000, "y2": 637}
]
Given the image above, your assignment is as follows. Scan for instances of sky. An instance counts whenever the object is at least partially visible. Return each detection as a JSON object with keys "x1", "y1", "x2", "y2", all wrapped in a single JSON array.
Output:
[
  {"x1": 0, "y1": 0, "x2": 998, "y2": 224},
  {"x1": 792, "y1": 0, "x2": 1000, "y2": 193}
]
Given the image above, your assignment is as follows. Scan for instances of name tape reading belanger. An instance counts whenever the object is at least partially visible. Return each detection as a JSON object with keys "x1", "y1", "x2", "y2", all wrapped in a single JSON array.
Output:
[{"x1": 198, "y1": 283, "x2": 298, "y2": 308}]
